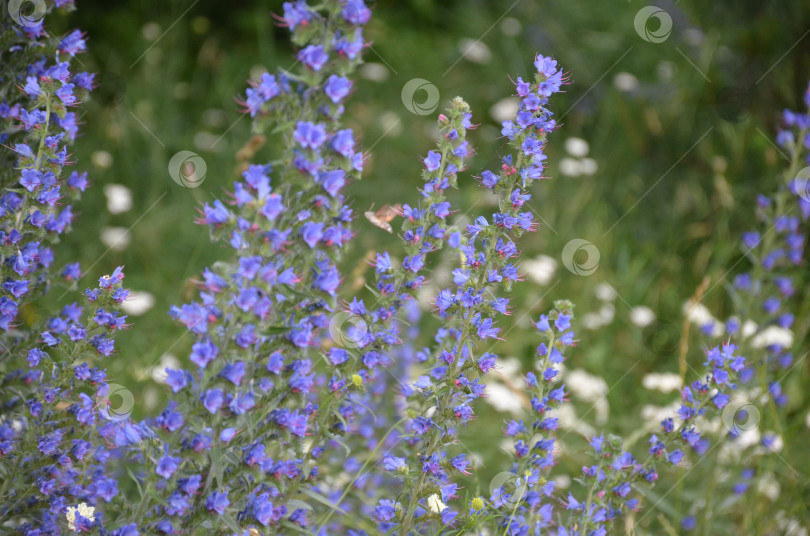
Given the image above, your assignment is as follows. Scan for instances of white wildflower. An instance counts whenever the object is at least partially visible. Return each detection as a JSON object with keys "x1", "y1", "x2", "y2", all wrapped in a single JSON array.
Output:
[
  {"x1": 641, "y1": 372, "x2": 682, "y2": 393},
  {"x1": 458, "y1": 38, "x2": 491, "y2": 64},
  {"x1": 426, "y1": 494, "x2": 446, "y2": 514},
  {"x1": 151, "y1": 354, "x2": 180, "y2": 384},
  {"x1": 579, "y1": 157, "x2": 598, "y2": 175},
  {"x1": 629, "y1": 306, "x2": 656, "y2": 327},
  {"x1": 566, "y1": 369, "x2": 607, "y2": 401},
  {"x1": 750, "y1": 326, "x2": 793, "y2": 349},
  {"x1": 120, "y1": 291, "x2": 155, "y2": 316},
  {"x1": 594, "y1": 282, "x2": 617, "y2": 301},
  {"x1": 65, "y1": 503, "x2": 95, "y2": 530},
  {"x1": 558, "y1": 157, "x2": 582, "y2": 177},
  {"x1": 490, "y1": 97, "x2": 520, "y2": 123},
  {"x1": 741, "y1": 320, "x2": 758, "y2": 338},
  {"x1": 100, "y1": 227, "x2": 130, "y2": 251},
  {"x1": 757, "y1": 473, "x2": 780, "y2": 501},
  {"x1": 523, "y1": 255, "x2": 557, "y2": 285},
  {"x1": 484, "y1": 383, "x2": 523, "y2": 415},
  {"x1": 103, "y1": 184, "x2": 133, "y2": 214},
  {"x1": 564, "y1": 137, "x2": 589, "y2": 158},
  {"x1": 613, "y1": 72, "x2": 639, "y2": 92}
]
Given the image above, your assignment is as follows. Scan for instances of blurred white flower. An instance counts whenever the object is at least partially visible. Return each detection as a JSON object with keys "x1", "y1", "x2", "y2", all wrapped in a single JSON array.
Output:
[
  {"x1": 581, "y1": 303, "x2": 615, "y2": 330},
  {"x1": 806, "y1": 410, "x2": 810, "y2": 429},
  {"x1": 100, "y1": 227, "x2": 130, "y2": 251},
  {"x1": 613, "y1": 72, "x2": 639, "y2": 93},
  {"x1": 750, "y1": 326, "x2": 793, "y2": 349},
  {"x1": 490, "y1": 97, "x2": 519, "y2": 123},
  {"x1": 641, "y1": 372, "x2": 682, "y2": 393},
  {"x1": 581, "y1": 312, "x2": 605, "y2": 330},
  {"x1": 202, "y1": 108, "x2": 226, "y2": 128},
  {"x1": 564, "y1": 137, "x2": 589, "y2": 158},
  {"x1": 523, "y1": 255, "x2": 557, "y2": 285},
  {"x1": 500, "y1": 17, "x2": 521, "y2": 36},
  {"x1": 103, "y1": 184, "x2": 132, "y2": 214},
  {"x1": 741, "y1": 320, "x2": 758, "y2": 338},
  {"x1": 358, "y1": 62, "x2": 389, "y2": 82},
  {"x1": 683, "y1": 301, "x2": 714, "y2": 325},
  {"x1": 558, "y1": 157, "x2": 582, "y2": 177},
  {"x1": 193, "y1": 131, "x2": 221, "y2": 152},
  {"x1": 757, "y1": 473, "x2": 780, "y2": 501},
  {"x1": 556, "y1": 403, "x2": 597, "y2": 435},
  {"x1": 458, "y1": 38, "x2": 491, "y2": 64},
  {"x1": 683, "y1": 28, "x2": 705, "y2": 46},
  {"x1": 657, "y1": 60, "x2": 675, "y2": 81},
  {"x1": 380, "y1": 111, "x2": 402, "y2": 137},
  {"x1": 143, "y1": 387, "x2": 159, "y2": 411},
  {"x1": 120, "y1": 291, "x2": 155, "y2": 316},
  {"x1": 152, "y1": 354, "x2": 180, "y2": 384},
  {"x1": 484, "y1": 383, "x2": 523, "y2": 415},
  {"x1": 683, "y1": 301, "x2": 725, "y2": 337},
  {"x1": 775, "y1": 514, "x2": 808, "y2": 536},
  {"x1": 735, "y1": 428, "x2": 761, "y2": 450},
  {"x1": 566, "y1": 369, "x2": 608, "y2": 401},
  {"x1": 759, "y1": 434, "x2": 783, "y2": 454},
  {"x1": 141, "y1": 22, "x2": 161, "y2": 41},
  {"x1": 499, "y1": 357, "x2": 523, "y2": 382},
  {"x1": 592, "y1": 398, "x2": 609, "y2": 425},
  {"x1": 641, "y1": 402, "x2": 679, "y2": 426},
  {"x1": 629, "y1": 306, "x2": 656, "y2": 327},
  {"x1": 579, "y1": 157, "x2": 598, "y2": 175},
  {"x1": 91, "y1": 150, "x2": 113, "y2": 169},
  {"x1": 468, "y1": 452, "x2": 484, "y2": 469},
  {"x1": 594, "y1": 282, "x2": 617, "y2": 301},
  {"x1": 553, "y1": 474, "x2": 571, "y2": 489}
]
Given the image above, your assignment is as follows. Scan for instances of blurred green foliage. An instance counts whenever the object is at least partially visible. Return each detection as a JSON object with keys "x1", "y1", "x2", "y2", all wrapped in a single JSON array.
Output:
[{"x1": 31, "y1": 0, "x2": 810, "y2": 527}]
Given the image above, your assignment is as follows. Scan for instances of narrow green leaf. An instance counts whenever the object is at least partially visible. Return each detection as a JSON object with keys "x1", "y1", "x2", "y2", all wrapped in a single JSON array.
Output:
[
  {"x1": 300, "y1": 487, "x2": 347, "y2": 514},
  {"x1": 219, "y1": 512, "x2": 242, "y2": 533}
]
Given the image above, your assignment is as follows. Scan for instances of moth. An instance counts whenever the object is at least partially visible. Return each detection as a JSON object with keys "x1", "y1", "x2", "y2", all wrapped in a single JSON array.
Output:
[{"x1": 364, "y1": 203, "x2": 401, "y2": 233}]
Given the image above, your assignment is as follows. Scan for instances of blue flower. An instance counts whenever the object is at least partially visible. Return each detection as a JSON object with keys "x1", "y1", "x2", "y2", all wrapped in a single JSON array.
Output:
[{"x1": 205, "y1": 490, "x2": 230, "y2": 514}]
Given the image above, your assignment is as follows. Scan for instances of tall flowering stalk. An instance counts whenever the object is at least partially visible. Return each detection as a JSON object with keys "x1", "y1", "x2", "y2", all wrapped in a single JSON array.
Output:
[
  {"x1": 371, "y1": 55, "x2": 566, "y2": 535},
  {"x1": 0, "y1": 4, "x2": 130, "y2": 535},
  {"x1": 642, "y1": 85, "x2": 810, "y2": 534},
  {"x1": 0, "y1": 268, "x2": 131, "y2": 534},
  {"x1": 81, "y1": 2, "x2": 372, "y2": 534},
  {"x1": 316, "y1": 99, "x2": 476, "y2": 534},
  {"x1": 0, "y1": 1, "x2": 93, "y2": 342},
  {"x1": 483, "y1": 301, "x2": 575, "y2": 535}
]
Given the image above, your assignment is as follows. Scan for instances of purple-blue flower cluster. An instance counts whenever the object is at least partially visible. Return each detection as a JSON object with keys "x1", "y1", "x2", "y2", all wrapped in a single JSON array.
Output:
[
  {"x1": 0, "y1": 11, "x2": 93, "y2": 335},
  {"x1": 2, "y1": 3, "x2": 808, "y2": 536},
  {"x1": 378, "y1": 54, "x2": 566, "y2": 535}
]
